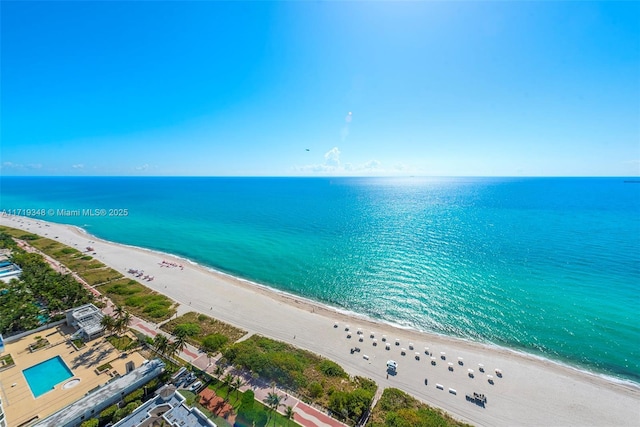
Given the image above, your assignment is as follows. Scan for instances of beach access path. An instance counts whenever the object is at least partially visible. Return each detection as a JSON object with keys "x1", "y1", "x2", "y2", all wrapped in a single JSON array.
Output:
[{"x1": 3, "y1": 216, "x2": 639, "y2": 427}]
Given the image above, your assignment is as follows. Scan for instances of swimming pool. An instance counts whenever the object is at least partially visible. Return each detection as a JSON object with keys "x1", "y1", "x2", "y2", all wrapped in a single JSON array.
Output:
[{"x1": 23, "y1": 356, "x2": 73, "y2": 398}]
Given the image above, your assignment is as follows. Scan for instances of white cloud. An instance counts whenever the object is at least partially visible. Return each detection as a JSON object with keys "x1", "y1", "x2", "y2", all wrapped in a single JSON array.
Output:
[
  {"x1": 72, "y1": 164, "x2": 84, "y2": 169},
  {"x1": 296, "y1": 147, "x2": 389, "y2": 175},
  {"x1": 362, "y1": 160, "x2": 382, "y2": 170},
  {"x1": 324, "y1": 147, "x2": 341, "y2": 166},
  {"x1": 1, "y1": 162, "x2": 22, "y2": 169},
  {"x1": 135, "y1": 163, "x2": 150, "y2": 171}
]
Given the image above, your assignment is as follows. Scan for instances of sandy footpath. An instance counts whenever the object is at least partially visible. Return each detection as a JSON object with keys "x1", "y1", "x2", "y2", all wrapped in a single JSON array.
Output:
[{"x1": 2, "y1": 215, "x2": 639, "y2": 426}]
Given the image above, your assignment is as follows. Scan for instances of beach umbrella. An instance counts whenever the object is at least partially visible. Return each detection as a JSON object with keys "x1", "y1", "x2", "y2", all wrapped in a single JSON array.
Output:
[
  {"x1": 478, "y1": 363, "x2": 485, "y2": 372},
  {"x1": 468, "y1": 368, "x2": 474, "y2": 373},
  {"x1": 381, "y1": 334, "x2": 387, "y2": 341},
  {"x1": 370, "y1": 331, "x2": 375, "y2": 338},
  {"x1": 334, "y1": 322, "x2": 339, "y2": 328},
  {"x1": 385, "y1": 343, "x2": 391, "y2": 349},
  {"x1": 424, "y1": 347, "x2": 429, "y2": 354},
  {"x1": 401, "y1": 348, "x2": 406, "y2": 355},
  {"x1": 415, "y1": 352, "x2": 420, "y2": 359},
  {"x1": 345, "y1": 325, "x2": 350, "y2": 331}
]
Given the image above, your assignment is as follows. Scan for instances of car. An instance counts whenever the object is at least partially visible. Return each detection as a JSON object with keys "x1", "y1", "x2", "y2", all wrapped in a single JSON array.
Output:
[
  {"x1": 188, "y1": 381, "x2": 203, "y2": 392},
  {"x1": 386, "y1": 360, "x2": 398, "y2": 371}
]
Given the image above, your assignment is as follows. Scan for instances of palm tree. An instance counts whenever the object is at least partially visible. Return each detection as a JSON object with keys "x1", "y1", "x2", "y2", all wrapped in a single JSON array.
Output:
[
  {"x1": 284, "y1": 406, "x2": 294, "y2": 421},
  {"x1": 213, "y1": 364, "x2": 225, "y2": 380},
  {"x1": 222, "y1": 373, "x2": 234, "y2": 388},
  {"x1": 232, "y1": 376, "x2": 244, "y2": 402},
  {"x1": 116, "y1": 312, "x2": 131, "y2": 337},
  {"x1": 153, "y1": 334, "x2": 170, "y2": 357},
  {"x1": 221, "y1": 373, "x2": 234, "y2": 403},
  {"x1": 171, "y1": 334, "x2": 187, "y2": 358},
  {"x1": 113, "y1": 305, "x2": 125, "y2": 320},
  {"x1": 100, "y1": 314, "x2": 116, "y2": 336},
  {"x1": 263, "y1": 392, "x2": 283, "y2": 425}
]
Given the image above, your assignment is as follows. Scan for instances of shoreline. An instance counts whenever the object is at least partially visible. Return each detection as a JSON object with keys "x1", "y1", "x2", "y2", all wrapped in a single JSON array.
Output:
[
  {"x1": 2, "y1": 215, "x2": 639, "y2": 426},
  {"x1": 69, "y1": 221, "x2": 640, "y2": 388}
]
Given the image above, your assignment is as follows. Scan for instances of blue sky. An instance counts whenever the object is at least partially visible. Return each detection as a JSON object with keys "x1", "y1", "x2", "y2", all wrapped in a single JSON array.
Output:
[{"x1": 1, "y1": 1, "x2": 638, "y2": 176}]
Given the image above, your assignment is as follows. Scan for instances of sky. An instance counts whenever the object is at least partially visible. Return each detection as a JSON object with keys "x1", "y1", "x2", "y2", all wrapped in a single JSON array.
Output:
[{"x1": 1, "y1": 1, "x2": 638, "y2": 177}]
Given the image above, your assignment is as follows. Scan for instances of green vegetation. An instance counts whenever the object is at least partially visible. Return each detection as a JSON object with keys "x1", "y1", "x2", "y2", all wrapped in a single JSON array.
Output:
[
  {"x1": 319, "y1": 359, "x2": 348, "y2": 377},
  {"x1": 201, "y1": 333, "x2": 228, "y2": 353},
  {"x1": 29, "y1": 336, "x2": 49, "y2": 351},
  {"x1": 183, "y1": 380, "x2": 297, "y2": 427},
  {"x1": 0, "y1": 354, "x2": 15, "y2": 369},
  {"x1": 72, "y1": 338, "x2": 86, "y2": 349},
  {"x1": 173, "y1": 322, "x2": 201, "y2": 337},
  {"x1": 80, "y1": 418, "x2": 99, "y2": 427},
  {"x1": 96, "y1": 362, "x2": 113, "y2": 372},
  {"x1": 106, "y1": 335, "x2": 135, "y2": 351},
  {"x1": 0, "y1": 227, "x2": 123, "y2": 286},
  {"x1": 0, "y1": 232, "x2": 95, "y2": 335},
  {"x1": 123, "y1": 388, "x2": 144, "y2": 404},
  {"x1": 161, "y1": 311, "x2": 246, "y2": 351},
  {"x1": 99, "y1": 404, "x2": 118, "y2": 423},
  {"x1": 222, "y1": 334, "x2": 376, "y2": 421},
  {"x1": 367, "y1": 388, "x2": 473, "y2": 427},
  {"x1": 100, "y1": 278, "x2": 175, "y2": 321}
]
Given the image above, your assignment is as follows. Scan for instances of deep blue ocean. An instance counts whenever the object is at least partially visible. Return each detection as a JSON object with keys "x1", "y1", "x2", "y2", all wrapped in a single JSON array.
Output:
[{"x1": 1, "y1": 176, "x2": 638, "y2": 382}]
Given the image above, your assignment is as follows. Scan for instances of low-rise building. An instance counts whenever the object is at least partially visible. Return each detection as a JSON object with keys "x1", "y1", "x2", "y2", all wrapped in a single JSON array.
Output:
[
  {"x1": 113, "y1": 384, "x2": 216, "y2": 427},
  {"x1": 66, "y1": 303, "x2": 104, "y2": 341}
]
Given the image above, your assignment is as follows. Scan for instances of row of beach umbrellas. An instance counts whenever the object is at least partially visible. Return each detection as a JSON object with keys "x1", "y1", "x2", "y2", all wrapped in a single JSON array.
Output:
[{"x1": 338, "y1": 322, "x2": 501, "y2": 378}]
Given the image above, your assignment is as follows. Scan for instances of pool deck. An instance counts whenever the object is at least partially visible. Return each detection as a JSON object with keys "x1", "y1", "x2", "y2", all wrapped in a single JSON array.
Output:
[{"x1": 0, "y1": 325, "x2": 145, "y2": 427}]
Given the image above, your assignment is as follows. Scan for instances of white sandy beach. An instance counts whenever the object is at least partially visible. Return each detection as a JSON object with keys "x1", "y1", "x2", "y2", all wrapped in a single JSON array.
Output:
[{"x1": 2, "y1": 215, "x2": 639, "y2": 427}]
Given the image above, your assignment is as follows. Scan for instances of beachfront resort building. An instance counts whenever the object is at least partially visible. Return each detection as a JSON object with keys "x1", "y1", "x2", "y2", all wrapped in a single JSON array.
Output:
[
  {"x1": 66, "y1": 303, "x2": 105, "y2": 341},
  {"x1": 113, "y1": 384, "x2": 216, "y2": 427},
  {"x1": 34, "y1": 359, "x2": 165, "y2": 427}
]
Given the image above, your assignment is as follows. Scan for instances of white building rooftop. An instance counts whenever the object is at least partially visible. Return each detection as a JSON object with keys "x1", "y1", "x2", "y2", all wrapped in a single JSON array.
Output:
[{"x1": 114, "y1": 385, "x2": 216, "y2": 427}]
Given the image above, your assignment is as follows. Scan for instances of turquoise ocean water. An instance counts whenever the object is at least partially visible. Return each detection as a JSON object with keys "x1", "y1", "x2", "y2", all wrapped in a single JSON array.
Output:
[{"x1": 1, "y1": 177, "x2": 638, "y2": 383}]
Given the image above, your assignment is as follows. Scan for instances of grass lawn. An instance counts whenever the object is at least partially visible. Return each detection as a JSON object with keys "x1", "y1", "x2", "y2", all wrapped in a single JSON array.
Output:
[
  {"x1": 161, "y1": 311, "x2": 247, "y2": 347},
  {"x1": 106, "y1": 335, "x2": 136, "y2": 351},
  {"x1": 98, "y1": 278, "x2": 176, "y2": 322}
]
